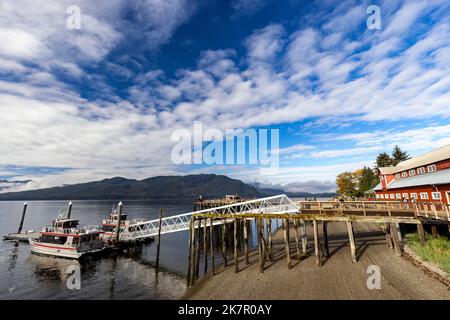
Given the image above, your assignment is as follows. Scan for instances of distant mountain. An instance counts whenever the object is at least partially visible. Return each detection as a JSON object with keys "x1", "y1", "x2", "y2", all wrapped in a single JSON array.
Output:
[
  {"x1": 0, "y1": 174, "x2": 261, "y2": 201},
  {"x1": 257, "y1": 188, "x2": 336, "y2": 199},
  {"x1": 0, "y1": 179, "x2": 31, "y2": 192}
]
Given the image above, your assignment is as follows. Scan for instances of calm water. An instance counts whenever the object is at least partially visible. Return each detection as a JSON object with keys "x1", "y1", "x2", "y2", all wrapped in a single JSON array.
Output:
[{"x1": 0, "y1": 200, "x2": 198, "y2": 300}]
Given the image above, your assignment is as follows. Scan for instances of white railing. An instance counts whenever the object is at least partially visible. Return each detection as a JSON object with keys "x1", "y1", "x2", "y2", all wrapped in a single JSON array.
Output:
[{"x1": 120, "y1": 194, "x2": 299, "y2": 241}]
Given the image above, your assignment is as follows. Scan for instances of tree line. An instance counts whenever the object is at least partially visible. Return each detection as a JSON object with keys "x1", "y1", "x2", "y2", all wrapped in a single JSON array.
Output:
[{"x1": 336, "y1": 146, "x2": 410, "y2": 198}]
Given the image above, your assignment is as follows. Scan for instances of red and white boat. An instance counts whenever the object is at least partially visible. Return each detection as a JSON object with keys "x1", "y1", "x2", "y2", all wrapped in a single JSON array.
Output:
[
  {"x1": 29, "y1": 217, "x2": 105, "y2": 259},
  {"x1": 100, "y1": 209, "x2": 147, "y2": 243}
]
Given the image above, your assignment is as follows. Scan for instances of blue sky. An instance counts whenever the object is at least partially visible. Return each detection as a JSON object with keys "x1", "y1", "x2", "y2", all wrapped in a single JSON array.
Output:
[{"x1": 0, "y1": 0, "x2": 450, "y2": 193}]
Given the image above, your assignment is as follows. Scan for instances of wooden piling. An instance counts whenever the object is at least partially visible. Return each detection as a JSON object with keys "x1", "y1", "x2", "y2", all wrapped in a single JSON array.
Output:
[
  {"x1": 266, "y1": 218, "x2": 273, "y2": 261},
  {"x1": 243, "y1": 218, "x2": 249, "y2": 264},
  {"x1": 346, "y1": 221, "x2": 357, "y2": 263},
  {"x1": 195, "y1": 218, "x2": 201, "y2": 279},
  {"x1": 283, "y1": 218, "x2": 292, "y2": 269},
  {"x1": 67, "y1": 201, "x2": 73, "y2": 219},
  {"x1": 155, "y1": 207, "x2": 163, "y2": 271},
  {"x1": 187, "y1": 218, "x2": 194, "y2": 286},
  {"x1": 301, "y1": 220, "x2": 307, "y2": 254},
  {"x1": 293, "y1": 219, "x2": 301, "y2": 259},
  {"x1": 384, "y1": 223, "x2": 393, "y2": 249},
  {"x1": 313, "y1": 220, "x2": 321, "y2": 266},
  {"x1": 258, "y1": 218, "x2": 266, "y2": 273},
  {"x1": 390, "y1": 222, "x2": 403, "y2": 257},
  {"x1": 114, "y1": 202, "x2": 123, "y2": 246},
  {"x1": 203, "y1": 217, "x2": 208, "y2": 275},
  {"x1": 17, "y1": 202, "x2": 28, "y2": 234},
  {"x1": 209, "y1": 218, "x2": 215, "y2": 275},
  {"x1": 431, "y1": 225, "x2": 438, "y2": 238},
  {"x1": 234, "y1": 218, "x2": 239, "y2": 273},
  {"x1": 221, "y1": 219, "x2": 227, "y2": 267},
  {"x1": 322, "y1": 221, "x2": 330, "y2": 258},
  {"x1": 417, "y1": 222, "x2": 426, "y2": 245}
]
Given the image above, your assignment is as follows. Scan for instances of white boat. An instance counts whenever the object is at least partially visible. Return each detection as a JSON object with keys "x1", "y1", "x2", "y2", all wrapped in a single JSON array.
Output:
[
  {"x1": 100, "y1": 209, "x2": 147, "y2": 243},
  {"x1": 29, "y1": 218, "x2": 105, "y2": 260}
]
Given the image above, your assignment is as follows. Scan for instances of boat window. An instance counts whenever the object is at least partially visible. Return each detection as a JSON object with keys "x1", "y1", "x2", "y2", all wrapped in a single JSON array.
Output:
[
  {"x1": 72, "y1": 237, "x2": 79, "y2": 245},
  {"x1": 41, "y1": 235, "x2": 67, "y2": 244}
]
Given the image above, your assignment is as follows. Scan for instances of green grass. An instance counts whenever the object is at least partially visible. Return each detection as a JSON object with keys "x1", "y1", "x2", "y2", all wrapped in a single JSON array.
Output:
[{"x1": 405, "y1": 232, "x2": 450, "y2": 277}]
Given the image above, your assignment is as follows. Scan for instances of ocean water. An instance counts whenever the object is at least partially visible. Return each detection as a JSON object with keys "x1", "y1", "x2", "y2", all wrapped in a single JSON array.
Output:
[{"x1": 0, "y1": 200, "x2": 199, "y2": 300}]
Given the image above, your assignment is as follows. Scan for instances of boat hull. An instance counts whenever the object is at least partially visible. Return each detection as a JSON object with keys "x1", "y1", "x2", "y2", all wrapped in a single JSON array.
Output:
[{"x1": 29, "y1": 239, "x2": 104, "y2": 260}]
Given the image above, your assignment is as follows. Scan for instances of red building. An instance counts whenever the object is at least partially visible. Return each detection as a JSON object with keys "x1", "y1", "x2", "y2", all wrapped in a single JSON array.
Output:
[{"x1": 374, "y1": 144, "x2": 450, "y2": 204}]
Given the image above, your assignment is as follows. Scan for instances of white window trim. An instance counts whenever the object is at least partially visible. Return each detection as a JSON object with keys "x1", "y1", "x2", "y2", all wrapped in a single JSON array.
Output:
[
  {"x1": 427, "y1": 164, "x2": 437, "y2": 172},
  {"x1": 420, "y1": 192, "x2": 429, "y2": 200},
  {"x1": 402, "y1": 193, "x2": 409, "y2": 199},
  {"x1": 408, "y1": 169, "x2": 416, "y2": 176},
  {"x1": 431, "y1": 192, "x2": 442, "y2": 200},
  {"x1": 417, "y1": 167, "x2": 425, "y2": 174},
  {"x1": 390, "y1": 194, "x2": 395, "y2": 199},
  {"x1": 395, "y1": 173, "x2": 400, "y2": 179},
  {"x1": 401, "y1": 172, "x2": 408, "y2": 178},
  {"x1": 395, "y1": 193, "x2": 402, "y2": 199},
  {"x1": 410, "y1": 193, "x2": 418, "y2": 199}
]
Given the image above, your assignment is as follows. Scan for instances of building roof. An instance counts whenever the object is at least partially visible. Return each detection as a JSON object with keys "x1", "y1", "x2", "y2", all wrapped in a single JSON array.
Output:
[
  {"x1": 396, "y1": 144, "x2": 450, "y2": 172},
  {"x1": 377, "y1": 168, "x2": 450, "y2": 190},
  {"x1": 373, "y1": 183, "x2": 382, "y2": 191},
  {"x1": 379, "y1": 144, "x2": 450, "y2": 175}
]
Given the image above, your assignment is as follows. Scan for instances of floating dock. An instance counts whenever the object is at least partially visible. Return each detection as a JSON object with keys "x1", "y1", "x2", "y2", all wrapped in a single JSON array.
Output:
[{"x1": 3, "y1": 232, "x2": 40, "y2": 242}]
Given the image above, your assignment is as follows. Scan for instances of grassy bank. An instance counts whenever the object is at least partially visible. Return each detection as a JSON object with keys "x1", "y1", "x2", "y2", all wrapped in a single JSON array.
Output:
[{"x1": 405, "y1": 233, "x2": 450, "y2": 276}]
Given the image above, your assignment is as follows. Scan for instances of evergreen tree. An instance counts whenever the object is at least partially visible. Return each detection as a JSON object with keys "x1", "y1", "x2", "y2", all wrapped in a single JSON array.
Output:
[
  {"x1": 358, "y1": 166, "x2": 379, "y2": 193},
  {"x1": 375, "y1": 152, "x2": 393, "y2": 168},
  {"x1": 391, "y1": 145, "x2": 410, "y2": 165}
]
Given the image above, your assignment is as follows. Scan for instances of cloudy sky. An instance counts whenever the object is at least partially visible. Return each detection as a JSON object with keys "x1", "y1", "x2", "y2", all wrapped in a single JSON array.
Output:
[{"x1": 0, "y1": 0, "x2": 449, "y2": 193}]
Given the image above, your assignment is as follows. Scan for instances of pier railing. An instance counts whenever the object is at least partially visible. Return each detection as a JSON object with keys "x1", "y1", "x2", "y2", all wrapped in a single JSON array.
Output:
[{"x1": 119, "y1": 194, "x2": 299, "y2": 241}]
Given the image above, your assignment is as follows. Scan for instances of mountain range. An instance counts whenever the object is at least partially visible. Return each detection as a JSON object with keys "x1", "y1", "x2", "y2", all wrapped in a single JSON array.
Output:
[{"x1": 0, "y1": 174, "x2": 335, "y2": 201}]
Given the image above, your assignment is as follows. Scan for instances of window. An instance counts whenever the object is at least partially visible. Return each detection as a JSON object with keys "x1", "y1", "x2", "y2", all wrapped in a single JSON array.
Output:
[
  {"x1": 401, "y1": 172, "x2": 408, "y2": 178},
  {"x1": 390, "y1": 194, "x2": 395, "y2": 199},
  {"x1": 395, "y1": 173, "x2": 400, "y2": 179},
  {"x1": 431, "y1": 192, "x2": 442, "y2": 200},
  {"x1": 427, "y1": 164, "x2": 437, "y2": 172},
  {"x1": 396, "y1": 193, "x2": 402, "y2": 199},
  {"x1": 376, "y1": 194, "x2": 380, "y2": 199},
  {"x1": 410, "y1": 193, "x2": 418, "y2": 199},
  {"x1": 380, "y1": 194, "x2": 384, "y2": 199},
  {"x1": 402, "y1": 193, "x2": 409, "y2": 199},
  {"x1": 420, "y1": 192, "x2": 429, "y2": 200},
  {"x1": 409, "y1": 169, "x2": 416, "y2": 176},
  {"x1": 417, "y1": 167, "x2": 425, "y2": 174}
]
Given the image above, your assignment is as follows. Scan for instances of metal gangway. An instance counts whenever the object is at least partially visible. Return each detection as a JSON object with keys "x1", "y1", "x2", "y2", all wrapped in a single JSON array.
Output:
[{"x1": 119, "y1": 194, "x2": 299, "y2": 242}]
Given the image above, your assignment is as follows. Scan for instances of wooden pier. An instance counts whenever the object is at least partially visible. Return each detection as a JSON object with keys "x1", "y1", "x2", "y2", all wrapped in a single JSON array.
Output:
[{"x1": 186, "y1": 199, "x2": 450, "y2": 286}]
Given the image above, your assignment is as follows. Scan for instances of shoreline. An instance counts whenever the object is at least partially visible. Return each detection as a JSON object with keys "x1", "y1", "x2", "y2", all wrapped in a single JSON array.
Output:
[{"x1": 183, "y1": 222, "x2": 450, "y2": 300}]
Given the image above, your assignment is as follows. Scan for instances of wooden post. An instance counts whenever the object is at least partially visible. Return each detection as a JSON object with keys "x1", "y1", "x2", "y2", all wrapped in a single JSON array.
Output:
[
  {"x1": 258, "y1": 218, "x2": 266, "y2": 273},
  {"x1": 313, "y1": 220, "x2": 321, "y2": 266},
  {"x1": 283, "y1": 218, "x2": 292, "y2": 269},
  {"x1": 187, "y1": 218, "x2": 194, "y2": 286},
  {"x1": 203, "y1": 217, "x2": 208, "y2": 275},
  {"x1": 293, "y1": 219, "x2": 301, "y2": 259},
  {"x1": 346, "y1": 221, "x2": 357, "y2": 263},
  {"x1": 322, "y1": 221, "x2": 329, "y2": 258},
  {"x1": 431, "y1": 225, "x2": 438, "y2": 238},
  {"x1": 155, "y1": 207, "x2": 163, "y2": 271},
  {"x1": 243, "y1": 218, "x2": 249, "y2": 265},
  {"x1": 266, "y1": 218, "x2": 273, "y2": 261},
  {"x1": 209, "y1": 218, "x2": 215, "y2": 275},
  {"x1": 114, "y1": 202, "x2": 123, "y2": 246},
  {"x1": 221, "y1": 219, "x2": 227, "y2": 267},
  {"x1": 233, "y1": 218, "x2": 239, "y2": 273},
  {"x1": 67, "y1": 201, "x2": 73, "y2": 219},
  {"x1": 384, "y1": 223, "x2": 393, "y2": 249},
  {"x1": 17, "y1": 202, "x2": 28, "y2": 234},
  {"x1": 301, "y1": 220, "x2": 307, "y2": 254},
  {"x1": 390, "y1": 223, "x2": 402, "y2": 256},
  {"x1": 195, "y1": 218, "x2": 201, "y2": 279},
  {"x1": 417, "y1": 222, "x2": 426, "y2": 245}
]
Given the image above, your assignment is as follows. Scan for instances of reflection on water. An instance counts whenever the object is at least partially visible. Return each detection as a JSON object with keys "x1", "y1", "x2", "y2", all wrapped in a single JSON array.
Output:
[{"x1": 0, "y1": 200, "x2": 193, "y2": 299}]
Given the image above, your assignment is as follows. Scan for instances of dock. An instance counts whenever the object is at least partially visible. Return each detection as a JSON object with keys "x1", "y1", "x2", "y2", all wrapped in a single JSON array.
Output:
[{"x1": 3, "y1": 232, "x2": 40, "y2": 242}]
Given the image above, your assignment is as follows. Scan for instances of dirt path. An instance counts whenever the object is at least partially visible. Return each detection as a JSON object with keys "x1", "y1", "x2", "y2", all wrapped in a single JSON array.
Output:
[{"x1": 186, "y1": 222, "x2": 449, "y2": 300}]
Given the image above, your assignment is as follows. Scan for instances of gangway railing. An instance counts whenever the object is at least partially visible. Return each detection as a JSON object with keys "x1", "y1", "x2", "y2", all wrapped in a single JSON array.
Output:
[{"x1": 120, "y1": 194, "x2": 299, "y2": 241}]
